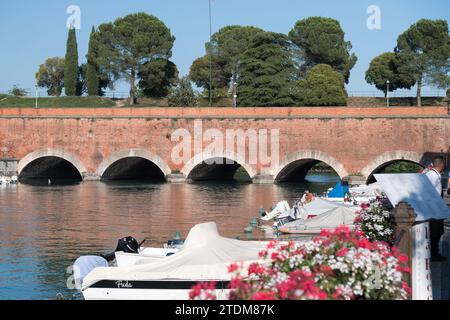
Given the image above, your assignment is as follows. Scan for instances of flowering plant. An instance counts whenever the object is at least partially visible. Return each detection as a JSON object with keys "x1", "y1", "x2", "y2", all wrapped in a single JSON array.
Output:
[
  {"x1": 190, "y1": 226, "x2": 411, "y2": 300},
  {"x1": 355, "y1": 197, "x2": 395, "y2": 244}
]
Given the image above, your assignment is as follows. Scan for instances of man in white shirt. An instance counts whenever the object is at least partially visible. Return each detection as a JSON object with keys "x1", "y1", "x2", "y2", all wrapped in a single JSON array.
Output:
[
  {"x1": 424, "y1": 156, "x2": 446, "y2": 262},
  {"x1": 426, "y1": 161, "x2": 443, "y2": 195}
]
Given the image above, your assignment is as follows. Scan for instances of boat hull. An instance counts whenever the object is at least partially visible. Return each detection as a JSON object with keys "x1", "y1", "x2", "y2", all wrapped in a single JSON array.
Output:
[{"x1": 82, "y1": 280, "x2": 230, "y2": 300}]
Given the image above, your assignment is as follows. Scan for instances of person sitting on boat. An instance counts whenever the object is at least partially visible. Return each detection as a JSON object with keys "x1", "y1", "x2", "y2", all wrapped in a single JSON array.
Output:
[{"x1": 301, "y1": 191, "x2": 315, "y2": 204}]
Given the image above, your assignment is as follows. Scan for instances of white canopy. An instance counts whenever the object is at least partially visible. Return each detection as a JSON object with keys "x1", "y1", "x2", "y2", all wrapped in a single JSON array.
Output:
[
  {"x1": 375, "y1": 173, "x2": 450, "y2": 221},
  {"x1": 279, "y1": 206, "x2": 358, "y2": 233},
  {"x1": 82, "y1": 222, "x2": 267, "y2": 289}
]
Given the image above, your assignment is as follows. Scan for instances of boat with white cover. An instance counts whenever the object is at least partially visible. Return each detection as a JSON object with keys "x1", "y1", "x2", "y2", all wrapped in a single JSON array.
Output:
[
  {"x1": 277, "y1": 206, "x2": 358, "y2": 234},
  {"x1": 80, "y1": 222, "x2": 269, "y2": 300},
  {"x1": 261, "y1": 197, "x2": 359, "y2": 225}
]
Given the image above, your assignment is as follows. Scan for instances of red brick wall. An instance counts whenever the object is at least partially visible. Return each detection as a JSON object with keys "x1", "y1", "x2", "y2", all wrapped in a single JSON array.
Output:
[
  {"x1": 0, "y1": 106, "x2": 448, "y2": 118},
  {"x1": 0, "y1": 107, "x2": 448, "y2": 179}
]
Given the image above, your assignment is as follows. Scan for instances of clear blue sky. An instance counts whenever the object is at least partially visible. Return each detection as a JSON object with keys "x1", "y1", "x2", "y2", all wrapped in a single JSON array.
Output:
[{"x1": 0, "y1": 0, "x2": 449, "y2": 96}]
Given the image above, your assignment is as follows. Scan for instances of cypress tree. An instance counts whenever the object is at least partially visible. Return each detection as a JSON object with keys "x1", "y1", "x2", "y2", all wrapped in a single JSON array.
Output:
[
  {"x1": 86, "y1": 26, "x2": 99, "y2": 96},
  {"x1": 64, "y1": 27, "x2": 79, "y2": 96}
]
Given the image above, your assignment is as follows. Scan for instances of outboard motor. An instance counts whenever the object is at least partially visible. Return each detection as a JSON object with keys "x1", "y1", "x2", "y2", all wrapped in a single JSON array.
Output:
[{"x1": 102, "y1": 236, "x2": 141, "y2": 262}]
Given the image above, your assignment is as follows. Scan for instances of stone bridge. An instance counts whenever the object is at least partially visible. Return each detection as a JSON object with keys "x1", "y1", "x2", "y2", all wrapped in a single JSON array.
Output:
[{"x1": 0, "y1": 106, "x2": 449, "y2": 184}]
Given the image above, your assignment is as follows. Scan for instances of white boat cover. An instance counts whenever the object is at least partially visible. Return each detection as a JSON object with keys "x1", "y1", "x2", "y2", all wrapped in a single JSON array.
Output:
[
  {"x1": 350, "y1": 183, "x2": 383, "y2": 198},
  {"x1": 279, "y1": 206, "x2": 358, "y2": 233},
  {"x1": 273, "y1": 198, "x2": 360, "y2": 222},
  {"x1": 303, "y1": 198, "x2": 359, "y2": 215},
  {"x1": 82, "y1": 222, "x2": 267, "y2": 289}
]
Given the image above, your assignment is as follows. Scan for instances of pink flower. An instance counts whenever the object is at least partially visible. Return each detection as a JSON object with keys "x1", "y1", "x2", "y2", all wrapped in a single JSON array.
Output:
[
  {"x1": 189, "y1": 282, "x2": 217, "y2": 300},
  {"x1": 360, "y1": 203, "x2": 370, "y2": 210},
  {"x1": 251, "y1": 292, "x2": 277, "y2": 300},
  {"x1": 248, "y1": 263, "x2": 266, "y2": 276},
  {"x1": 398, "y1": 254, "x2": 408, "y2": 264},
  {"x1": 336, "y1": 247, "x2": 349, "y2": 257},
  {"x1": 228, "y1": 263, "x2": 239, "y2": 273}
]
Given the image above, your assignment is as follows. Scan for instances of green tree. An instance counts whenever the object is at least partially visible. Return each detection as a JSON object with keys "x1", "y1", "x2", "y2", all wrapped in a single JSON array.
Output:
[
  {"x1": 9, "y1": 85, "x2": 27, "y2": 96},
  {"x1": 86, "y1": 27, "x2": 99, "y2": 96},
  {"x1": 289, "y1": 17, "x2": 357, "y2": 83},
  {"x1": 167, "y1": 76, "x2": 197, "y2": 107},
  {"x1": 395, "y1": 19, "x2": 450, "y2": 106},
  {"x1": 295, "y1": 64, "x2": 347, "y2": 106},
  {"x1": 77, "y1": 63, "x2": 112, "y2": 97},
  {"x1": 95, "y1": 13, "x2": 175, "y2": 104},
  {"x1": 138, "y1": 59, "x2": 178, "y2": 98},
  {"x1": 64, "y1": 28, "x2": 79, "y2": 96},
  {"x1": 36, "y1": 57, "x2": 65, "y2": 96},
  {"x1": 237, "y1": 32, "x2": 297, "y2": 107},
  {"x1": 207, "y1": 25, "x2": 264, "y2": 106},
  {"x1": 365, "y1": 52, "x2": 415, "y2": 96},
  {"x1": 189, "y1": 55, "x2": 231, "y2": 100}
]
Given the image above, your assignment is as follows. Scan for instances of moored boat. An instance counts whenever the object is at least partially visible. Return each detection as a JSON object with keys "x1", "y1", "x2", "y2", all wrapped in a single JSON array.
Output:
[{"x1": 80, "y1": 222, "x2": 269, "y2": 300}]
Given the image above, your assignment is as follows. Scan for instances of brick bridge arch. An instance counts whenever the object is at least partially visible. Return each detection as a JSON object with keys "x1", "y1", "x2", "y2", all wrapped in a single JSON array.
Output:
[
  {"x1": 18, "y1": 148, "x2": 87, "y2": 178},
  {"x1": 272, "y1": 150, "x2": 349, "y2": 181},
  {"x1": 95, "y1": 149, "x2": 172, "y2": 179},
  {"x1": 361, "y1": 151, "x2": 425, "y2": 182},
  {"x1": 181, "y1": 150, "x2": 258, "y2": 181}
]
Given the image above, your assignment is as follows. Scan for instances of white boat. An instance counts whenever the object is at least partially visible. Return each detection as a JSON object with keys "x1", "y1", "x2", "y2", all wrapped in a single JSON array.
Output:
[
  {"x1": 80, "y1": 222, "x2": 269, "y2": 300},
  {"x1": 278, "y1": 206, "x2": 358, "y2": 234},
  {"x1": 260, "y1": 200, "x2": 291, "y2": 221},
  {"x1": 261, "y1": 197, "x2": 359, "y2": 226},
  {"x1": 115, "y1": 247, "x2": 178, "y2": 267},
  {"x1": 0, "y1": 176, "x2": 9, "y2": 185}
]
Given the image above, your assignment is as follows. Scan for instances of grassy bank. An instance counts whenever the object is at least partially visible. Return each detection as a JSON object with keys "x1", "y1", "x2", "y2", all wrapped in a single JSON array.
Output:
[
  {"x1": 0, "y1": 96, "x2": 115, "y2": 108},
  {"x1": 0, "y1": 95, "x2": 446, "y2": 108}
]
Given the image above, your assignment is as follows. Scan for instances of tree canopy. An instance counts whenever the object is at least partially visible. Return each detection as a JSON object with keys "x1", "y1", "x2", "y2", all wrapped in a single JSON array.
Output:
[
  {"x1": 167, "y1": 76, "x2": 197, "y2": 107},
  {"x1": 295, "y1": 64, "x2": 347, "y2": 106},
  {"x1": 36, "y1": 57, "x2": 65, "y2": 96},
  {"x1": 86, "y1": 27, "x2": 99, "y2": 96},
  {"x1": 138, "y1": 59, "x2": 179, "y2": 98},
  {"x1": 395, "y1": 19, "x2": 450, "y2": 106},
  {"x1": 207, "y1": 26, "x2": 265, "y2": 105},
  {"x1": 365, "y1": 52, "x2": 415, "y2": 96},
  {"x1": 94, "y1": 13, "x2": 175, "y2": 104},
  {"x1": 237, "y1": 32, "x2": 297, "y2": 107},
  {"x1": 189, "y1": 55, "x2": 231, "y2": 98},
  {"x1": 289, "y1": 17, "x2": 357, "y2": 83},
  {"x1": 64, "y1": 28, "x2": 79, "y2": 96}
]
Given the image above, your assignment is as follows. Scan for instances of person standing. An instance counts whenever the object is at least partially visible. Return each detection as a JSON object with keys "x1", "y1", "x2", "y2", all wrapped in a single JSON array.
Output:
[{"x1": 424, "y1": 156, "x2": 446, "y2": 262}]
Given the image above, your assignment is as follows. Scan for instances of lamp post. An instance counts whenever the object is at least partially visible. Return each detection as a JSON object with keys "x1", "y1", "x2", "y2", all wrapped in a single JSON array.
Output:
[
  {"x1": 232, "y1": 81, "x2": 238, "y2": 108},
  {"x1": 208, "y1": 0, "x2": 213, "y2": 107},
  {"x1": 386, "y1": 80, "x2": 390, "y2": 107}
]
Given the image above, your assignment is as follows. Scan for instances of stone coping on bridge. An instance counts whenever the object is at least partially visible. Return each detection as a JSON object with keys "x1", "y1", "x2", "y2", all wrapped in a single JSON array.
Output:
[{"x1": 0, "y1": 106, "x2": 448, "y2": 119}]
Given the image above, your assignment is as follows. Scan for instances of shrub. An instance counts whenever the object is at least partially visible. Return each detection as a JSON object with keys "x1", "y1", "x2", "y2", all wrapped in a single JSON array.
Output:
[
  {"x1": 295, "y1": 64, "x2": 347, "y2": 106},
  {"x1": 9, "y1": 85, "x2": 28, "y2": 97}
]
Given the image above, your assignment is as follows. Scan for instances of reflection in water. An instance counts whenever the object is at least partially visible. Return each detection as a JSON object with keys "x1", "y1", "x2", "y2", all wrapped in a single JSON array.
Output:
[{"x1": 0, "y1": 174, "x2": 338, "y2": 299}]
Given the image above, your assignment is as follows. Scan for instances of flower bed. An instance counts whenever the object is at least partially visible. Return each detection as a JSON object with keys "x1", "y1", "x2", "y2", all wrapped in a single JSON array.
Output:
[{"x1": 190, "y1": 226, "x2": 411, "y2": 300}]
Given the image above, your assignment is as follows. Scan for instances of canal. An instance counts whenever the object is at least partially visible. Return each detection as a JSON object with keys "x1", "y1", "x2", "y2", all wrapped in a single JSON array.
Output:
[{"x1": 0, "y1": 174, "x2": 338, "y2": 300}]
